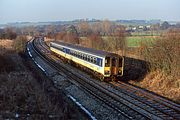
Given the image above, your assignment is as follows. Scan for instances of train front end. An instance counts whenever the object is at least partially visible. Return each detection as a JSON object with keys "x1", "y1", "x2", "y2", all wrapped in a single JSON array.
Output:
[{"x1": 104, "y1": 56, "x2": 124, "y2": 78}]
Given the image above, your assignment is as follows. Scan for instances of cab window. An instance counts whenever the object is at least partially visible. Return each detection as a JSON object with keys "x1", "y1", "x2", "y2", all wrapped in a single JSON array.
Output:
[
  {"x1": 112, "y1": 58, "x2": 116, "y2": 67},
  {"x1": 105, "y1": 57, "x2": 110, "y2": 67},
  {"x1": 119, "y1": 57, "x2": 123, "y2": 67}
]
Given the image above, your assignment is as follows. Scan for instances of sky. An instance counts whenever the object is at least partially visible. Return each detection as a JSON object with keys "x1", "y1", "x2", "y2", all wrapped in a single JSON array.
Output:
[{"x1": 0, "y1": 0, "x2": 180, "y2": 24}]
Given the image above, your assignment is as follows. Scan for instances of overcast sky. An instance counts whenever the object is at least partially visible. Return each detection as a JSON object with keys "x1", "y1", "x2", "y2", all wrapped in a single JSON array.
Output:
[{"x1": 0, "y1": 0, "x2": 180, "y2": 24}]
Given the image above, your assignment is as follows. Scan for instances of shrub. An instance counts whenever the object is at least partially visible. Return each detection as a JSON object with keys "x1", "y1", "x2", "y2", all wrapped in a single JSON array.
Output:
[
  {"x1": 13, "y1": 35, "x2": 27, "y2": 53},
  {"x1": 141, "y1": 28, "x2": 180, "y2": 78}
]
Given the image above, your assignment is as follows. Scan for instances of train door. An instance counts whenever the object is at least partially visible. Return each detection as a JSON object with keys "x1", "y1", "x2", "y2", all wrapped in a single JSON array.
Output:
[
  {"x1": 104, "y1": 57, "x2": 111, "y2": 77},
  {"x1": 111, "y1": 57, "x2": 118, "y2": 75},
  {"x1": 118, "y1": 57, "x2": 124, "y2": 76}
]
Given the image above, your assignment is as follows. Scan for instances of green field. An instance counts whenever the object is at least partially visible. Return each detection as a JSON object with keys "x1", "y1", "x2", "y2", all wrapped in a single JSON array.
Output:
[
  {"x1": 81, "y1": 36, "x2": 158, "y2": 47},
  {"x1": 127, "y1": 36, "x2": 157, "y2": 47}
]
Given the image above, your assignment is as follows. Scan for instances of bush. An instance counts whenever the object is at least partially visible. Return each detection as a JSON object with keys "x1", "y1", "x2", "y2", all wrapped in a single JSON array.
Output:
[
  {"x1": 0, "y1": 28, "x2": 17, "y2": 40},
  {"x1": 13, "y1": 35, "x2": 27, "y2": 53},
  {"x1": 0, "y1": 54, "x2": 15, "y2": 73},
  {"x1": 141, "y1": 28, "x2": 180, "y2": 78}
]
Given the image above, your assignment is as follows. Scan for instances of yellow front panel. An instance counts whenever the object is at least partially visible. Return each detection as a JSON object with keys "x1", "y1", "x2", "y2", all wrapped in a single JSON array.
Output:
[{"x1": 104, "y1": 67, "x2": 110, "y2": 71}]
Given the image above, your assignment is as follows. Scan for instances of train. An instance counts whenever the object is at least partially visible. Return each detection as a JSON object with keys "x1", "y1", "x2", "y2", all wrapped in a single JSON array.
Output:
[{"x1": 50, "y1": 41, "x2": 124, "y2": 80}]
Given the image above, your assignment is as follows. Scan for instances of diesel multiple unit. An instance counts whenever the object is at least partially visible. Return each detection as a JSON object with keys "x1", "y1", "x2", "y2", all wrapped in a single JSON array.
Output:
[{"x1": 50, "y1": 41, "x2": 124, "y2": 80}]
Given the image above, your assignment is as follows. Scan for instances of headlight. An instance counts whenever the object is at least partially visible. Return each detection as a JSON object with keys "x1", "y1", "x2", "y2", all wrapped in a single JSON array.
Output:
[
  {"x1": 118, "y1": 69, "x2": 122, "y2": 74},
  {"x1": 105, "y1": 71, "x2": 110, "y2": 75}
]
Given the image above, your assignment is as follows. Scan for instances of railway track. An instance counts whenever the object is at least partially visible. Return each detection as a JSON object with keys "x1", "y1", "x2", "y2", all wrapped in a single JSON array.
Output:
[
  {"x1": 32, "y1": 39, "x2": 146, "y2": 120},
  {"x1": 110, "y1": 81, "x2": 180, "y2": 119},
  {"x1": 29, "y1": 38, "x2": 180, "y2": 120}
]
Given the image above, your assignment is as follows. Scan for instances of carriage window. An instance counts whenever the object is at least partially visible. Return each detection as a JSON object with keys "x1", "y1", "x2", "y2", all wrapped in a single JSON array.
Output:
[
  {"x1": 70, "y1": 50, "x2": 72, "y2": 55},
  {"x1": 85, "y1": 55, "x2": 87, "y2": 60},
  {"x1": 90, "y1": 57, "x2": 93, "y2": 63},
  {"x1": 105, "y1": 57, "x2": 110, "y2": 67},
  {"x1": 60, "y1": 47, "x2": 63, "y2": 51},
  {"x1": 93, "y1": 57, "x2": 97, "y2": 64},
  {"x1": 84, "y1": 54, "x2": 87, "y2": 60},
  {"x1": 79, "y1": 53, "x2": 81, "y2": 58},
  {"x1": 87, "y1": 56, "x2": 90, "y2": 61},
  {"x1": 80, "y1": 53, "x2": 83, "y2": 59},
  {"x1": 99, "y1": 60, "x2": 102, "y2": 66}
]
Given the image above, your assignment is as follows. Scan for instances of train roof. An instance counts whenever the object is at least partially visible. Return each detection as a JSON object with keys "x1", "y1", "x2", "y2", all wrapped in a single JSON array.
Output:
[{"x1": 51, "y1": 41, "x2": 118, "y2": 57}]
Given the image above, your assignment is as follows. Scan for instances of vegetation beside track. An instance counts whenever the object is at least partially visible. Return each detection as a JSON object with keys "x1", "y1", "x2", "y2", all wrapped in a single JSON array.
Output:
[
  {"x1": 128, "y1": 29, "x2": 180, "y2": 103},
  {"x1": 0, "y1": 38, "x2": 87, "y2": 119}
]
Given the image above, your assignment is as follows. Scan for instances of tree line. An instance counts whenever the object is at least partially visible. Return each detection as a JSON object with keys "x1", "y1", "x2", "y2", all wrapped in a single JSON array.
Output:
[
  {"x1": 46, "y1": 20, "x2": 127, "y2": 55},
  {"x1": 0, "y1": 28, "x2": 17, "y2": 40}
]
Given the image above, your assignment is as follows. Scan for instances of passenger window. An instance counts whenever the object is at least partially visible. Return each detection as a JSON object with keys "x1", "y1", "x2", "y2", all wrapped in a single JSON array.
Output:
[
  {"x1": 99, "y1": 60, "x2": 102, "y2": 66},
  {"x1": 82, "y1": 54, "x2": 84, "y2": 59},
  {"x1": 90, "y1": 57, "x2": 93, "y2": 63},
  {"x1": 88, "y1": 56, "x2": 90, "y2": 61},
  {"x1": 94, "y1": 58, "x2": 97, "y2": 64},
  {"x1": 105, "y1": 57, "x2": 110, "y2": 67},
  {"x1": 84, "y1": 55, "x2": 87, "y2": 60}
]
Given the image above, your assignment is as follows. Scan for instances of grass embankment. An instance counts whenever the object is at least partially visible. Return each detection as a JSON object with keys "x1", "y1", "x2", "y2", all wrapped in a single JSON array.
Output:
[
  {"x1": 129, "y1": 71, "x2": 180, "y2": 103},
  {"x1": 128, "y1": 29, "x2": 180, "y2": 103},
  {"x1": 0, "y1": 39, "x2": 86, "y2": 119}
]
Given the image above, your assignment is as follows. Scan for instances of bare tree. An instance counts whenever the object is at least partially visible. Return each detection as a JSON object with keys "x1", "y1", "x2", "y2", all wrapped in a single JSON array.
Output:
[
  {"x1": 86, "y1": 33, "x2": 104, "y2": 49},
  {"x1": 78, "y1": 21, "x2": 92, "y2": 36},
  {"x1": 111, "y1": 25, "x2": 126, "y2": 55},
  {"x1": 150, "y1": 23, "x2": 160, "y2": 36},
  {"x1": 25, "y1": 26, "x2": 35, "y2": 36},
  {"x1": 13, "y1": 35, "x2": 27, "y2": 53},
  {"x1": 1, "y1": 27, "x2": 17, "y2": 40},
  {"x1": 45, "y1": 25, "x2": 56, "y2": 38},
  {"x1": 55, "y1": 32, "x2": 66, "y2": 40},
  {"x1": 91, "y1": 22, "x2": 102, "y2": 34},
  {"x1": 63, "y1": 25, "x2": 79, "y2": 44},
  {"x1": 102, "y1": 20, "x2": 114, "y2": 36},
  {"x1": 63, "y1": 32, "x2": 79, "y2": 44},
  {"x1": 160, "y1": 21, "x2": 170, "y2": 30}
]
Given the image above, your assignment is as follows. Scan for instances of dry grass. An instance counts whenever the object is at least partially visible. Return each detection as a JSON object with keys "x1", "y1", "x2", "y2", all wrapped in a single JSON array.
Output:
[
  {"x1": 0, "y1": 40, "x2": 85, "y2": 119},
  {"x1": 0, "y1": 39, "x2": 13, "y2": 55},
  {"x1": 129, "y1": 71, "x2": 180, "y2": 103},
  {"x1": 0, "y1": 39, "x2": 13, "y2": 48}
]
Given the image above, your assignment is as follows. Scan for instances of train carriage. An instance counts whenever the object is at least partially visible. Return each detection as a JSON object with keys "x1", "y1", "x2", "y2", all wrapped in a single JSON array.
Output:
[{"x1": 50, "y1": 41, "x2": 124, "y2": 80}]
